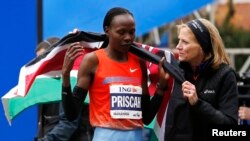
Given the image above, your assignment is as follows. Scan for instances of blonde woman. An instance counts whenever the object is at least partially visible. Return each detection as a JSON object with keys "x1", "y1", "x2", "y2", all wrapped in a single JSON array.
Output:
[{"x1": 164, "y1": 18, "x2": 238, "y2": 141}]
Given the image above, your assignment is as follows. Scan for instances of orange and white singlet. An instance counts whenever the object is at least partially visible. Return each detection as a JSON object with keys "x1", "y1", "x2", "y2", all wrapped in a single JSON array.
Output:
[{"x1": 88, "y1": 49, "x2": 143, "y2": 130}]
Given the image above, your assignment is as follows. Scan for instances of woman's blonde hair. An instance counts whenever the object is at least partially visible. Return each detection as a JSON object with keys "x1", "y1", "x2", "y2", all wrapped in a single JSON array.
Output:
[{"x1": 177, "y1": 18, "x2": 231, "y2": 69}]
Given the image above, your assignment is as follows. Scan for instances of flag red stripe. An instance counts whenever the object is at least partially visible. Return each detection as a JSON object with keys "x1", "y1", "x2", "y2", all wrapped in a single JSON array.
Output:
[
  {"x1": 72, "y1": 48, "x2": 97, "y2": 70},
  {"x1": 157, "y1": 77, "x2": 173, "y2": 126},
  {"x1": 24, "y1": 49, "x2": 67, "y2": 94}
]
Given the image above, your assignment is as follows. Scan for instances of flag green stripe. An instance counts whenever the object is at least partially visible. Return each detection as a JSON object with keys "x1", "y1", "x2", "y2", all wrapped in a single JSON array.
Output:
[
  {"x1": 149, "y1": 129, "x2": 158, "y2": 141},
  {"x1": 7, "y1": 77, "x2": 89, "y2": 121}
]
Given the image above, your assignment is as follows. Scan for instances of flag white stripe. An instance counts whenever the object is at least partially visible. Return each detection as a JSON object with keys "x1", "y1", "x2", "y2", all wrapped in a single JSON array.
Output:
[
  {"x1": 36, "y1": 70, "x2": 78, "y2": 78},
  {"x1": 25, "y1": 45, "x2": 68, "y2": 75},
  {"x1": 1, "y1": 86, "x2": 18, "y2": 125},
  {"x1": 80, "y1": 41, "x2": 103, "y2": 49}
]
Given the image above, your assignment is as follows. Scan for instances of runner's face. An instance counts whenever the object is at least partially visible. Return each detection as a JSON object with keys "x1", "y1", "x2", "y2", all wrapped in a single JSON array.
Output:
[{"x1": 106, "y1": 14, "x2": 135, "y2": 53}]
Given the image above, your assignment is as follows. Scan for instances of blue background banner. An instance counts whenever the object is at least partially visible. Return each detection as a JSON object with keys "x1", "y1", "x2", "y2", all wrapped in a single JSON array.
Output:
[
  {"x1": 43, "y1": 0, "x2": 213, "y2": 38},
  {"x1": 0, "y1": 0, "x2": 37, "y2": 140}
]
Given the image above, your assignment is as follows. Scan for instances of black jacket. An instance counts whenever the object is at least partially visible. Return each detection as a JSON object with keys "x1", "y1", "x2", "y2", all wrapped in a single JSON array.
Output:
[{"x1": 164, "y1": 62, "x2": 238, "y2": 141}]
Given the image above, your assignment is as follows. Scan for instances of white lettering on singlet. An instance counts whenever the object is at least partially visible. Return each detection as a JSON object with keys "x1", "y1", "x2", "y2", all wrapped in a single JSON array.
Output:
[
  {"x1": 110, "y1": 84, "x2": 142, "y2": 119},
  {"x1": 111, "y1": 95, "x2": 141, "y2": 108}
]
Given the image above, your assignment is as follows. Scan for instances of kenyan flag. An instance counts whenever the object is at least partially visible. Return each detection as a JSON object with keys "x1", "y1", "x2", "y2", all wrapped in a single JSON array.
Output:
[{"x1": 1, "y1": 31, "x2": 183, "y2": 141}]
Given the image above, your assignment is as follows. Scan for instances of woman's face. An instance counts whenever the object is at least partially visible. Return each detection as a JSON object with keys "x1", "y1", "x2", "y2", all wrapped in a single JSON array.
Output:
[
  {"x1": 105, "y1": 14, "x2": 135, "y2": 53},
  {"x1": 176, "y1": 26, "x2": 204, "y2": 66}
]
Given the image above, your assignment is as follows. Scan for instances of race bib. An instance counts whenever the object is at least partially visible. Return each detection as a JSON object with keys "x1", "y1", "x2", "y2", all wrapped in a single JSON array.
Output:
[{"x1": 110, "y1": 85, "x2": 142, "y2": 119}]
